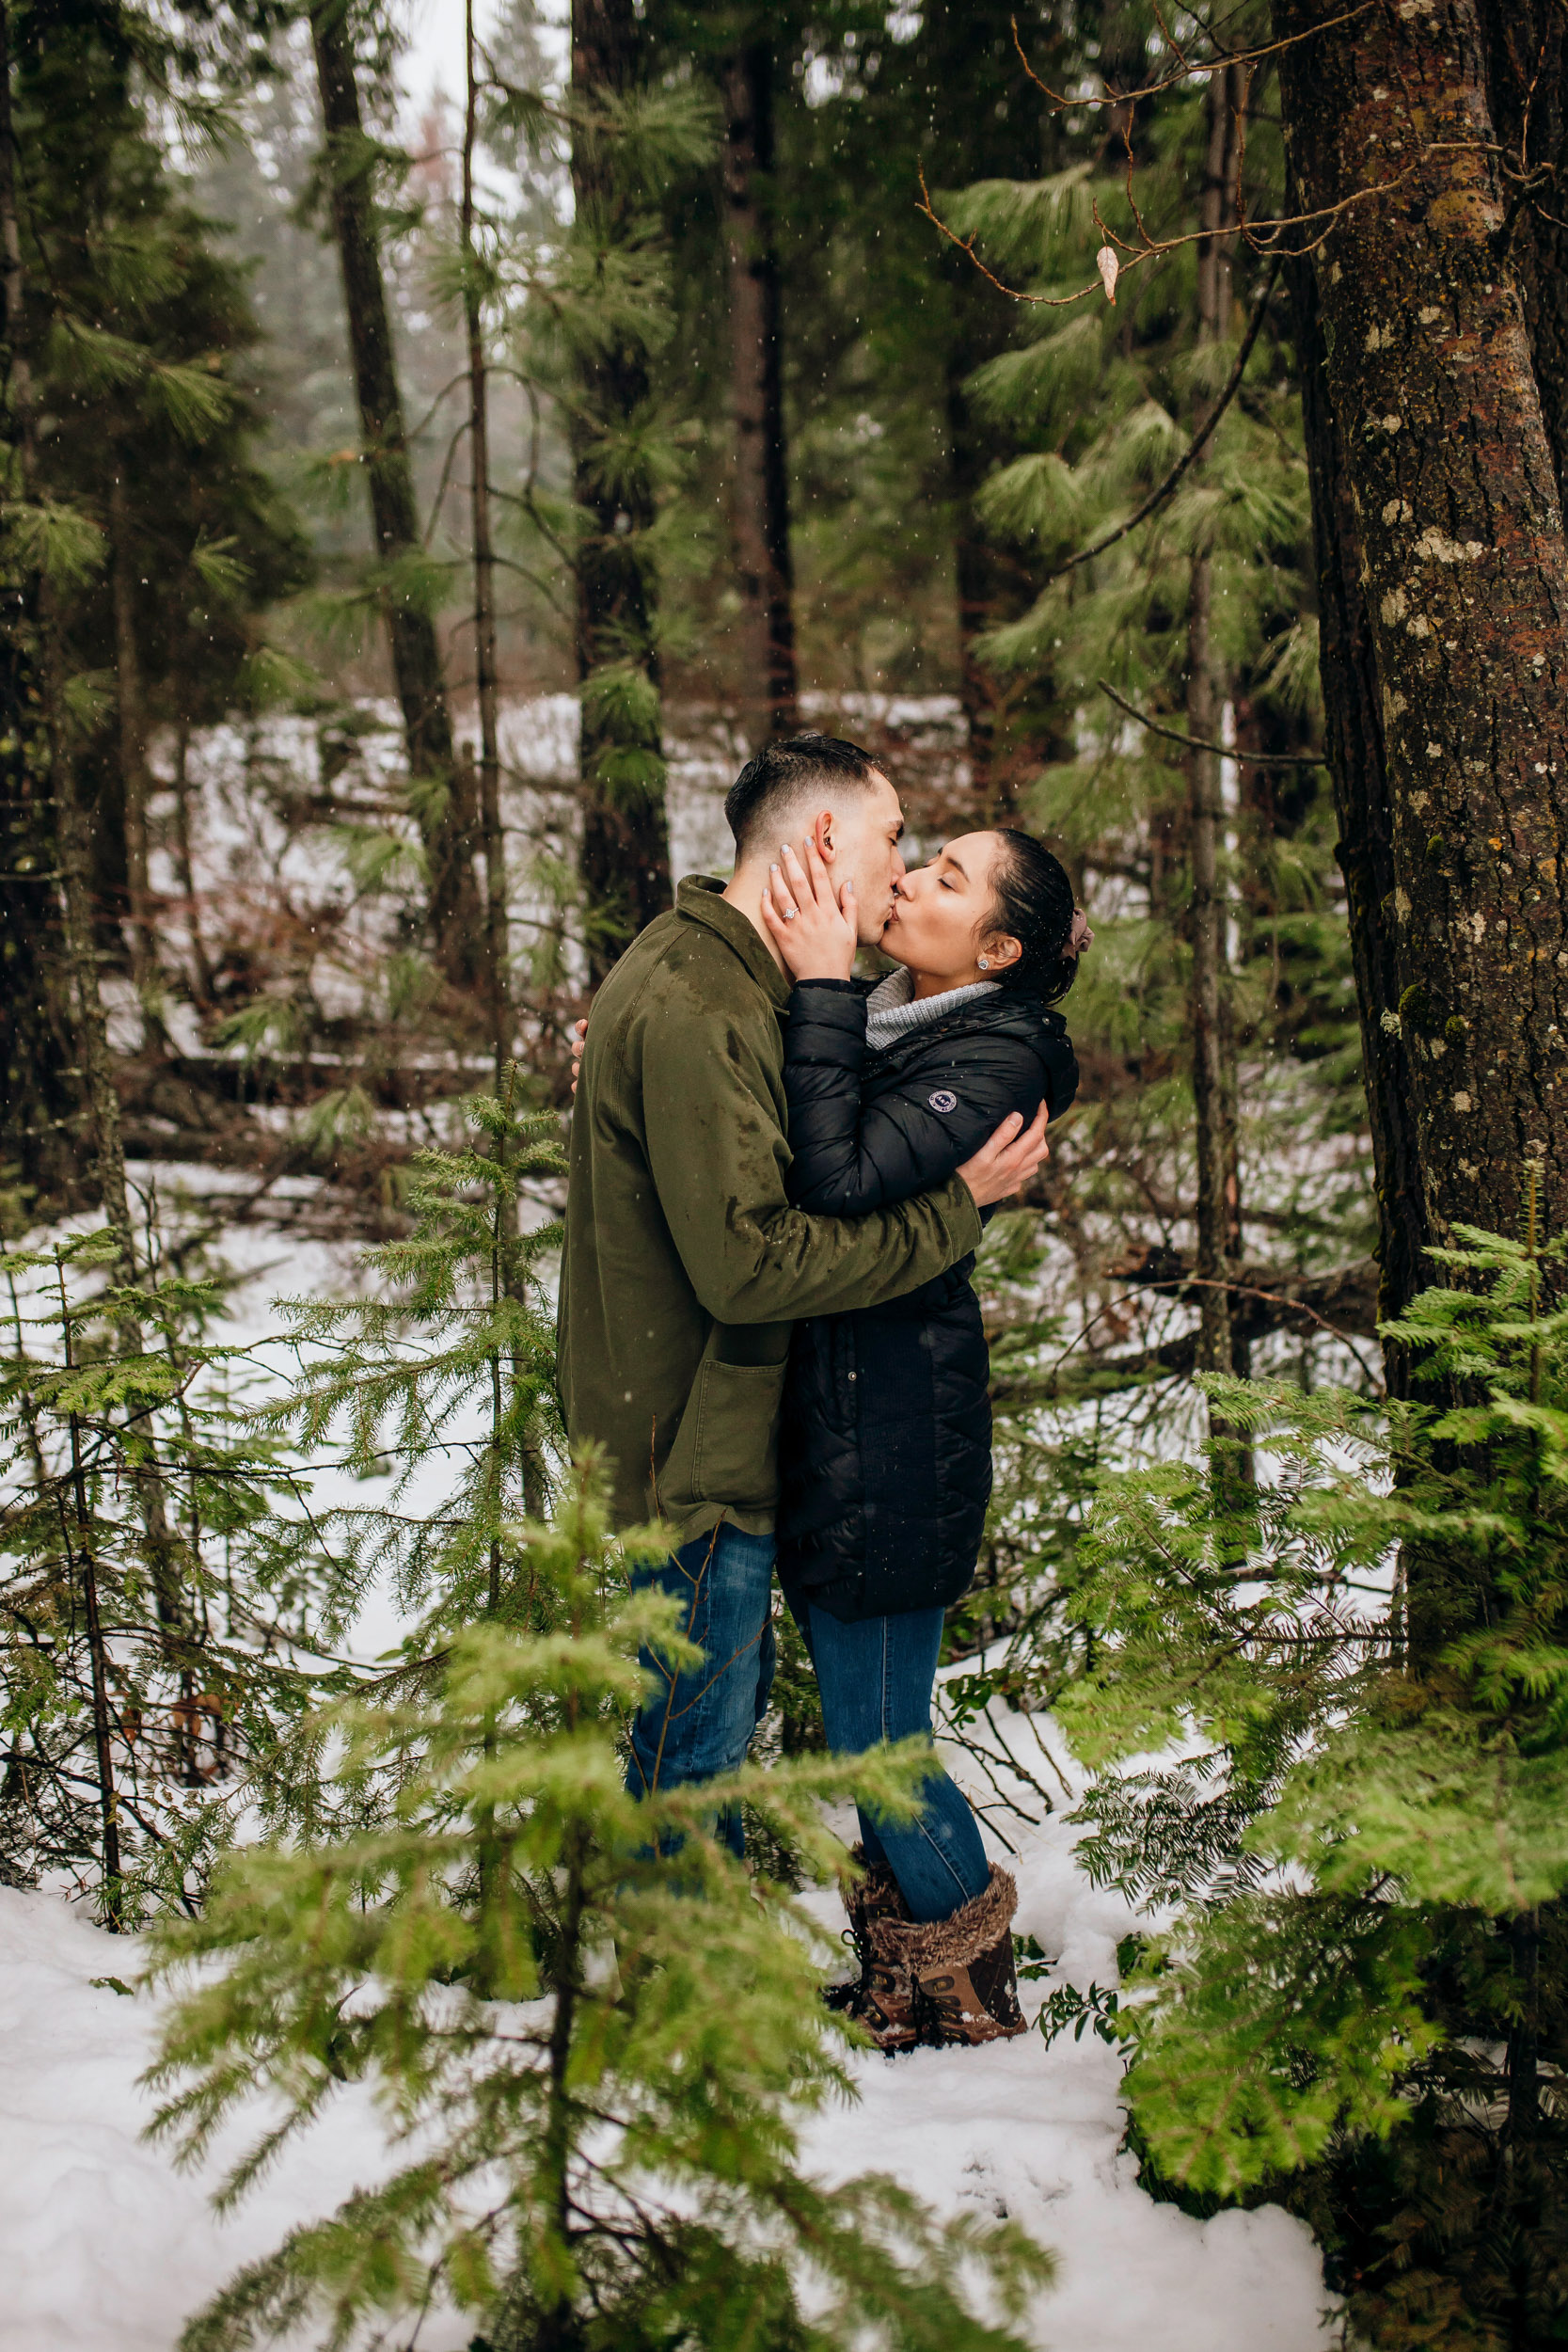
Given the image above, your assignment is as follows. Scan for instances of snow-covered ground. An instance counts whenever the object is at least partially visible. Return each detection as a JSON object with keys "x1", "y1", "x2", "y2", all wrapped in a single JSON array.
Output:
[
  {"x1": 2, "y1": 1107, "x2": 1350, "y2": 2346},
  {"x1": 0, "y1": 1742, "x2": 1336, "y2": 2352}
]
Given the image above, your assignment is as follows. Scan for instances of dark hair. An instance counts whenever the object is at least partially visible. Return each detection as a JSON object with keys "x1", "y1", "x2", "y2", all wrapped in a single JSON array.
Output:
[
  {"x1": 986, "y1": 830, "x2": 1081, "y2": 1004},
  {"x1": 724, "y1": 733, "x2": 884, "y2": 855}
]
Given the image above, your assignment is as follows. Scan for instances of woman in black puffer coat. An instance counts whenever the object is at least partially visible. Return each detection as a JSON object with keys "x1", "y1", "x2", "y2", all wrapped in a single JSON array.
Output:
[{"x1": 759, "y1": 825, "x2": 1087, "y2": 2050}]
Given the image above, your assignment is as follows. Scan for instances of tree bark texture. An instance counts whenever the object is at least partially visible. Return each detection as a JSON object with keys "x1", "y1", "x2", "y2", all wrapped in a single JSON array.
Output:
[
  {"x1": 1, "y1": 0, "x2": 132, "y2": 1260},
  {"x1": 1477, "y1": 0, "x2": 1568, "y2": 513},
  {"x1": 0, "y1": 0, "x2": 80, "y2": 1209},
  {"x1": 168, "y1": 719, "x2": 214, "y2": 1009},
  {"x1": 463, "y1": 0, "x2": 511, "y2": 1080},
  {"x1": 1187, "y1": 64, "x2": 1246, "y2": 1378},
  {"x1": 1285, "y1": 220, "x2": 1429, "y2": 1358},
  {"x1": 571, "y1": 0, "x2": 671, "y2": 979},
  {"x1": 309, "y1": 0, "x2": 482, "y2": 988},
  {"x1": 109, "y1": 466, "x2": 158, "y2": 1009},
  {"x1": 0, "y1": 620, "x2": 81, "y2": 1208},
  {"x1": 1276, "y1": 0, "x2": 1568, "y2": 1261},
  {"x1": 720, "y1": 38, "x2": 797, "y2": 746}
]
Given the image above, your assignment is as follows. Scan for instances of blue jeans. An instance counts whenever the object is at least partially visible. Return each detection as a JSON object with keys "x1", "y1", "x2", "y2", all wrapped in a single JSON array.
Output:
[
  {"x1": 797, "y1": 1598, "x2": 990, "y2": 1924},
  {"x1": 626, "y1": 1522, "x2": 777, "y2": 1857}
]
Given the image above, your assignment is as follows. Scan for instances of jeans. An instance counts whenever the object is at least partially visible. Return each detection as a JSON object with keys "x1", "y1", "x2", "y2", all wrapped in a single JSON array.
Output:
[
  {"x1": 626, "y1": 1522, "x2": 777, "y2": 1857},
  {"x1": 797, "y1": 1598, "x2": 990, "y2": 1924}
]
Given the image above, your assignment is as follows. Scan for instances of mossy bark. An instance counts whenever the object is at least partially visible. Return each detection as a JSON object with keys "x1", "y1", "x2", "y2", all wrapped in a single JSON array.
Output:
[{"x1": 1277, "y1": 0, "x2": 1568, "y2": 1263}]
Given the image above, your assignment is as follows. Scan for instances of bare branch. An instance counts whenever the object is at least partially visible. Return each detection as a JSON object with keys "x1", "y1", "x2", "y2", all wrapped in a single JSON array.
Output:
[
  {"x1": 1098, "y1": 678, "x2": 1326, "y2": 766},
  {"x1": 1008, "y1": 2, "x2": 1379, "y2": 110}
]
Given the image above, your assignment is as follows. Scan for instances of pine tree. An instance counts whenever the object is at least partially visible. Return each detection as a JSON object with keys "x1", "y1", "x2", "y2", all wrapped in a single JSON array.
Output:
[
  {"x1": 566, "y1": 0, "x2": 694, "y2": 976},
  {"x1": 1049, "y1": 1214, "x2": 1568, "y2": 2342},
  {"x1": 1276, "y1": 0, "x2": 1568, "y2": 1320},
  {"x1": 13, "y1": 0, "x2": 310, "y2": 960},
  {"x1": 706, "y1": 4, "x2": 798, "y2": 742},
  {"x1": 0, "y1": 1074, "x2": 565, "y2": 1922},
  {"x1": 919, "y1": 4, "x2": 1369, "y2": 1442},
  {"x1": 261, "y1": 1076, "x2": 563, "y2": 1664},
  {"x1": 147, "y1": 1454, "x2": 1053, "y2": 2352},
  {"x1": 0, "y1": 1221, "x2": 348, "y2": 1923},
  {"x1": 308, "y1": 0, "x2": 485, "y2": 992}
]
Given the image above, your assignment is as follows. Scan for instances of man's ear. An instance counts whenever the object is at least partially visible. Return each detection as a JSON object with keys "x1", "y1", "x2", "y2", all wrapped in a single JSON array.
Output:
[{"x1": 811, "y1": 807, "x2": 836, "y2": 863}]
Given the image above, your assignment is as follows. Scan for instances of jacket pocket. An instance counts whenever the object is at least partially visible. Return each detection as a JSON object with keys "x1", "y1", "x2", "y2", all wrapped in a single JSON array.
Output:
[{"x1": 657, "y1": 1357, "x2": 788, "y2": 1517}]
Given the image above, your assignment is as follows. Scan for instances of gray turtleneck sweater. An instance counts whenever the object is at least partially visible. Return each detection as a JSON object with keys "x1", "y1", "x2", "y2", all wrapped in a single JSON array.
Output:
[{"x1": 863, "y1": 965, "x2": 1000, "y2": 1050}]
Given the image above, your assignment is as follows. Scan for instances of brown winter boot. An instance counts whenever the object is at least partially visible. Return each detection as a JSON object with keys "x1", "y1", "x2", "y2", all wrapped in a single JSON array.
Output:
[
  {"x1": 867, "y1": 1864, "x2": 1028, "y2": 2047},
  {"x1": 825, "y1": 1845, "x2": 920, "y2": 2053}
]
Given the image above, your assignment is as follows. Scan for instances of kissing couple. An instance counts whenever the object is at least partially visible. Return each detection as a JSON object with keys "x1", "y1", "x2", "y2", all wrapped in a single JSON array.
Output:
[{"x1": 561, "y1": 733, "x2": 1090, "y2": 2051}]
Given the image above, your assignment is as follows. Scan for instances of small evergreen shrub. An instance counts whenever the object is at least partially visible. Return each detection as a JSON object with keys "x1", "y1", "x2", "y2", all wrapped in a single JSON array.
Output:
[
  {"x1": 1051, "y1": 1224, "x2": 1568, "y2": 2344},
  {"x1": 262, "y1": 1085, "x2": 564, "y2": 1650},
  {"x1": 0, "y1": 1222, "x2": 338, "y2": 1921},
  {"x1": 147, "y1": 1459, "x2": 1053, "y2": 2352}
]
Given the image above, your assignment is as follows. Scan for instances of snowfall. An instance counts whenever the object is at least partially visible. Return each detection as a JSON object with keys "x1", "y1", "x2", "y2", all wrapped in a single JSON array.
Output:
[{"x1": 2, "y1": 707, "x2": 1342, "y2": 2349}]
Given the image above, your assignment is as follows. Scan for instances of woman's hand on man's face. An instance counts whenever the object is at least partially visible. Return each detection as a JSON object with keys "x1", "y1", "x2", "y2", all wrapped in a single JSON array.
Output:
[{"x1": 760, "y1": 838, "x2": 858, "y2": 981}]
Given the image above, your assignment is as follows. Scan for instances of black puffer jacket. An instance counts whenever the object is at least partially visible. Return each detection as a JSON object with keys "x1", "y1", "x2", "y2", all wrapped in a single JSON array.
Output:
[{"x1": 776, "y1": 979, "x2": 1078, "y2": 1623}]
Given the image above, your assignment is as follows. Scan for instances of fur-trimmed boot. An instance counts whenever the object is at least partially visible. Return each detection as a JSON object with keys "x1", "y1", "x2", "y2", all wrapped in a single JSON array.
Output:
[
  {"x1": 825, "y1": 1845, "x2": 919, "y2": 2052},
  {"x1": 867, "y1": 1864, "x2": 1028, "y2": 2047}
]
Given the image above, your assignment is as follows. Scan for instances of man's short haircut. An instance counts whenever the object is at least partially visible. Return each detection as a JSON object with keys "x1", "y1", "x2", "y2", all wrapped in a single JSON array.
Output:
[{"x1": 723, "y1": 733, "x2": 885, "y2": 855}]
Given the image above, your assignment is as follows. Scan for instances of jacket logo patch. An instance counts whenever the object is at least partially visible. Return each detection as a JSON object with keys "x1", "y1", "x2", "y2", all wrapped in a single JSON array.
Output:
[{"x1": 927, "y1": 1089, "x2": 958, "y2": 1114}]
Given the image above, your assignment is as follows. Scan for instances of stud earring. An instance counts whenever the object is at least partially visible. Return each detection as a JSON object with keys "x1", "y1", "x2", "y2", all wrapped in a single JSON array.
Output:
[{"x1": 977, "y1": 956, "x2": 990, "y2": 970}]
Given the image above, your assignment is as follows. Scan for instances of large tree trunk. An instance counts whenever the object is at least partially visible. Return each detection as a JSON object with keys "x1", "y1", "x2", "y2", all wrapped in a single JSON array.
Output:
[
  {"x1": 720, "y1": 36, "x2": 796, "y2": 746},
  {"x1": 0, "y1": 619, "x2": 81, "y2": 1210},
  {"x1": 0, "y1": 1, "x2": 79, "y2": 1210},
  {"x1": 1186, "y1": 64, "x2": 1246, "y2": 1380},
  {"x1": 1276, "y1": 0, "x2": 1568, "y2": 1263},
  {"x1": 571, "y1": 0, "x2": 671, "y2": 980},
  {"x1": 309, "y1": 0, "x2": 482, "y2": 990},
  {"x1": 1285, "y1": 219, "x2": 1428, "y2": 1363},
  {"x1": 0, "y1": 0, "x2": 129, "y2": 1258},
  {"x1": 462, "y1": 0, "x2": 511, "y2": 1082}
]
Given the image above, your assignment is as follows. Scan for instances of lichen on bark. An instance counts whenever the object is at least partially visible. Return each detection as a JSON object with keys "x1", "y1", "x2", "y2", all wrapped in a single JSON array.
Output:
[{"x1": 1277, "y1": 0, "x2": 1568, "y2": 1259}]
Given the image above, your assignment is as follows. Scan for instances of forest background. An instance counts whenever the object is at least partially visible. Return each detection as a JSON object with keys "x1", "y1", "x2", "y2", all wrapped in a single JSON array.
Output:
[{"x1": 8, "y1": 1, "x2": 1568, "y2": 2347}]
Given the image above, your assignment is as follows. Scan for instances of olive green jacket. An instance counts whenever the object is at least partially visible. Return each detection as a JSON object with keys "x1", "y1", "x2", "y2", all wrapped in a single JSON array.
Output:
[{"x1": 558, "y1": 877, "x2": 983, "y2": 1547}]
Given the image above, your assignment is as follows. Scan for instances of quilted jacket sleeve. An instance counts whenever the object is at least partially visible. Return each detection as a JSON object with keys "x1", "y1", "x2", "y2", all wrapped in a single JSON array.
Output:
[{"x1": 782, "y1": 979, "x2": 1070, "y2": 1217}]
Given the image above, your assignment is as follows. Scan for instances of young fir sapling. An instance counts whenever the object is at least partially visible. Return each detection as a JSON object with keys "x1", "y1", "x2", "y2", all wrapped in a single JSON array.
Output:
[
  {"x1": 1045, "y1": 1216, "x2": 1568, "y2": 2340},
  {"x1": 146, "y1": 1457, "x2": 1054, "y2": 2352},
  {"x1": 262, "y1": 1084, "x2": 564, "y2": 1652},
  {"x1": 0, "y1": 1222, "x2": 348, "y2": 1925}
]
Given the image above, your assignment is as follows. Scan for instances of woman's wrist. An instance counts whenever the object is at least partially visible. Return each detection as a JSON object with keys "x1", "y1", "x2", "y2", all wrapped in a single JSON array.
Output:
[{"x1": 791, "y1": 975, "x2": 860, "y2": 991}]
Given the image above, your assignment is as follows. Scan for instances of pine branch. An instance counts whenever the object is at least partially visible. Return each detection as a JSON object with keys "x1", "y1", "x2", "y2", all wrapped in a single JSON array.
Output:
[{"x1": 1040, "y1": 259, "x2": 1283, "y2": 585}]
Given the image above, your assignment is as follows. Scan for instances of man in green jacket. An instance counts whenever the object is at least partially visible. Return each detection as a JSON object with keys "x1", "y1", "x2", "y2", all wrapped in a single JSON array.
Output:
[{"x1": 560, "y1": 734, "x2": 1049, "y2": 1840}]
